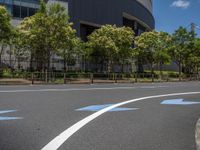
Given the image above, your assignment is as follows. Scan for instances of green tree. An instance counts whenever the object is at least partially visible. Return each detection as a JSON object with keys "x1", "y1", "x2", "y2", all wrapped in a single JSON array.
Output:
[
  {"x1": 134, "y1": 31, "x2": 158, "y2": 79},
  {"x1": 12, "y1": 29, "x2": 30, "y2": 70},
  {"x1": 115, "y1": 26, "x2": 135, "y2": 73},
  {"x1": 18, "y1": 0, "x2": 79, "y2": 71},
  {"x1": 0, "y1": 6, "x2": 13, "y2": 65},
  {"x1": 155, "y1": 32, "x2": 171, "y2": 79},
  {"x1": 87, "y1": 25, "x2": 135, "y2": 73},
  {"x1": 135, "y1": 31, "x2": 171, "y2": 80},
  {"x1": 0, "y1": 6, "x2": 12, "y2": 41},
  {"x1": 169, "y1": 27, "x2": 196, "y2": 80},
  {"x1": 185, "y1": 38, "x2": 200, "y2": 74},
  {"x1": 58, "y1": 31, "x2": 81, "y2": 72}
]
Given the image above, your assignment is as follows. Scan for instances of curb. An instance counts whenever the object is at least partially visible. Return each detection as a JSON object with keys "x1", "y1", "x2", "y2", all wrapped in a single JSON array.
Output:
[{"x1": 196, "y1": 118, "x2": 200, "y2": 150}]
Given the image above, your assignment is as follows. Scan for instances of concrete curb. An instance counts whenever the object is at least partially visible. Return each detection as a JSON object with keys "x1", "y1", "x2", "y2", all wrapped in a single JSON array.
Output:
[{"x1": 196, "y1": 118, "x2": 200, "y2": 150}]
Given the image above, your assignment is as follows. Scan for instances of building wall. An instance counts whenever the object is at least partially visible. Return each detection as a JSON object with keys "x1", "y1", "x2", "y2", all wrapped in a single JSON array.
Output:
[
  {"x1": 68, "y1": 0, "x2": 155, "y2": 37},
  {"x1": 1, "y1": 0, "x2": 154, "y2": 37},
  {"x1": 137, "y1": 0, "x2": 152, "y2": 13},
  {"x1": 1, "y1": 0, "x2": 156, "y2": 71},
  {"x1": 47, "y1": 0, "x2": 68, "y2": 10}
]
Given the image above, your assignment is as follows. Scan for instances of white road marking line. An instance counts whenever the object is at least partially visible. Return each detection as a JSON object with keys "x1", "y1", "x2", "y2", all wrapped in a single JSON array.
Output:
[
  {"x1": 196, "y1": 118, "x2": 200, "y2": 150},
  {"x1": 0, "y1": 86, "x2": 169, "y2": 93},
  {"x1": 42, "y1": 91, "x2": 200, "y2": 150}
]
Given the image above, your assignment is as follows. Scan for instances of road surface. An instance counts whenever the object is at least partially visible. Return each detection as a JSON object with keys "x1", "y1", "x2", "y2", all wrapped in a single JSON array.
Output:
[{"x1": 0, "y1": 82, "x2": 200, "y2": 150}]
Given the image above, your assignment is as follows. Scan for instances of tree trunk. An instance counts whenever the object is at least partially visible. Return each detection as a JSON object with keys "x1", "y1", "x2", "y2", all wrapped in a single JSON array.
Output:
[
  {"x1": 17, "y1": 56, "x2": 20, "y2": 70},
  {"x1": 151, "y1": 63, "x2": 154, "y2": 82},
  {"x1": 37, "y1": 58, "x2": 43, "y2": 71},
  {"x1": 110, "y1": 61, "x2": 113, "y2": 73},
  {"x1": 82, "y1": 55, "x2": 86, "y2": 72},
  {"x1": 47, "y1": 56, "x2": 50, "y2": 82},
  {"x1": 0, "y1": 49, "x2": 2, "y2": 65},
  {"x1": 107, "y1": 60, "x2": 111, "y2": 73},
  {"x1": 137, "y1": 57, "x2": 144, "y2": 73},
  {"x1": 121, "y1": 59, "x2": 125, "y2": 73},
  {"x1": 159, "y1": 62, "x2": 163, "y2": 81},
  {"x1": 0, "y1": 44, "x2": 5, "y2": 65},
  {"x1": 46, "y1": 48, "x2": 51, "y2": 72},
  {"x1": 63, "y1": 54, "x2": 67, "y2": 72},
  {"x1": 9, "y1": 45, "x2": 12, "y2": 68},
  {"x1": 178, "y1": 62, "x2": 182, "y2": 81},
  {"x1": 30, "y1": 53, "x2": 33, "y2": 72},
  {"x1": 47, "y1": 54, "x2": 51, "y2": 72}
]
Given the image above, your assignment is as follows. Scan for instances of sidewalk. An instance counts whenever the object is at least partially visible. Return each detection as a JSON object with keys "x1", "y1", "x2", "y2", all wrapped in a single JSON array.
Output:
[
  {"x1": 0, "y1": 78, "x2": 31, "y2": 85},
  {"x1": 0, "y1": 78, "x2": 198, "y2": 85},
  {"x1": 0, "y1": 78, "x2": 133, "y2": 85}
]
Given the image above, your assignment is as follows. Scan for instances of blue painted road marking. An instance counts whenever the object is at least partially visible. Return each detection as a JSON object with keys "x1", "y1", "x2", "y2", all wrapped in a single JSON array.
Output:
[
  {"x1": 0, "y1": 117, "x2": 23, "y2": 121},
  {"x1": 0, "y1": 110, "x2": 17, "y2": 114},
  {"x1": 0, "y1": 110, "x2": 23, "y2": 121},
  {"x1": 76, "y1": 104, "x2": 139, "y2": 112},
  {"x1": 161, "y1": 99, "x2": 200, "y2": 105}
]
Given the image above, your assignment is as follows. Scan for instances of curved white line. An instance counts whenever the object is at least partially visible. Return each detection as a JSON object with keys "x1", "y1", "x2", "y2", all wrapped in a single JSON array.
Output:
[
  {"x1": 42, "y1": 91, "x2": 200, "y2": 150},
  {"x1": 196, "y1": 118, "x2": 200, "y2": 150}
]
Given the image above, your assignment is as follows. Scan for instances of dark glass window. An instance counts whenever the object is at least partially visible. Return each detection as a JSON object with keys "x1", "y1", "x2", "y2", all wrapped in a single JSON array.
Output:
[
  {"x1": 13, "y1": 5, "x2": 20, "y2": 18},
  {"x1": 4, "y1": 0, "x2": 12, "y2": 5},
  {"x1": 21, "y1": 6, "x2": 28, "y2": 18},
  {"x1": 6, "y1": 5, "x2": 12, "y2": 14},
  {"x1": 29, "y1": 7, "x2": 36, "y2": 16}
]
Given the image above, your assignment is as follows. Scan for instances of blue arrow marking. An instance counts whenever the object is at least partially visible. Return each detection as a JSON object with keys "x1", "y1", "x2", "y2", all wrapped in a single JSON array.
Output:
[
  {"x1": 76, "y1": 104, "x2": 139, "y2": 112},
  {"x1": 0, "y1": 110, "x2": 23, "y2": 121},
  {"x1": 161, "y1": 99, "x2": 200, "y2": 105}
]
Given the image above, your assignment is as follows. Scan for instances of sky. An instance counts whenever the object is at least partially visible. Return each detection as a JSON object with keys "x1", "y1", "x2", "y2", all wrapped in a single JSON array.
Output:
[{"x1": 153, "y1": 0, "x2": 200, "y2": 36}]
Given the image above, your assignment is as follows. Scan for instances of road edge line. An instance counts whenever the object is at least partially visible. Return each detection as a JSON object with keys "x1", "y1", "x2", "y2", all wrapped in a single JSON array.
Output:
[{"x1": 196, "y1": 118, "x2": 200, "y2": 150}]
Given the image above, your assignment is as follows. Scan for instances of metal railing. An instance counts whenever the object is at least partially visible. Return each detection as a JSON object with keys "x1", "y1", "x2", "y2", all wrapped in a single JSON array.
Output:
[{"x1": 0, "y1": 71, "x2": 200, "y2": 85}]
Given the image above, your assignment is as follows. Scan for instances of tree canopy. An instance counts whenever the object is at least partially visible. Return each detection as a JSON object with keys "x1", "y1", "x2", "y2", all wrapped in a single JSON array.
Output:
[
  {"x1": 134, "y1": 30, "x2": 171, "y2": 78},
  {"x1": 0, "y1": 6, "x2": 12, "y2": 41},
  {"x1": 87, "y1": 25, "x2": 135, "y2": 72},
  {"x1": 18, "y1": 0, "x2": 80, "y2": 71},
  {"x1": 169, "y1": 26, "x2": 196, "y2": 79}
]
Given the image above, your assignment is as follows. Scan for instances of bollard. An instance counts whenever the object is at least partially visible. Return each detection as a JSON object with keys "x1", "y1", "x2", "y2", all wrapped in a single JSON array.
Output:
[
  {"x1": 90, "y1": 73, "x2": 94, "y2": 84},
  {"x1": 64, "y1": 73, "x2": 66, "y2": 84},
  {"x1": 115, "y1": 73, "x2": 117, "y2": 83},
  {"x1": 135, "y1": 73, "x2": 138, "y2": 83},
  {"x1": 167, "y1": 74, "x2": 169, "y2": 82},
  {"x1": 152, "y1": 74, "x2": 154, "y2": 82},
  {"x1": 45, "y1": 70, "x2": 48, "y2": 83},
  {"x1": 31, "y1": 73, "x2": 34, "y2": 85},
  {"x1": 190, "y1": 74, "x2": 192, "y2": 81}
]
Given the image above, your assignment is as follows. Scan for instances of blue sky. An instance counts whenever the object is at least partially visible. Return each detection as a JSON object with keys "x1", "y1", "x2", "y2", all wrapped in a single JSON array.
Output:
[{"x1": 153, "y1": 0, "x2": 200, "y2": 36}]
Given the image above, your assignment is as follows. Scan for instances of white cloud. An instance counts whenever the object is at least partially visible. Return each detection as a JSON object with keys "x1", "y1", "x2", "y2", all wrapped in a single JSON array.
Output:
[{"x1": 171, "y1": 0, "x2": 190, "y2": 9}]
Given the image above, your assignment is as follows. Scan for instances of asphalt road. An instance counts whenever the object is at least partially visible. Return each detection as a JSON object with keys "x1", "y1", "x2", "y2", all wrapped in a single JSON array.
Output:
[{"x1": 0, "y1": 82, "x2": 200, "y2": 150}]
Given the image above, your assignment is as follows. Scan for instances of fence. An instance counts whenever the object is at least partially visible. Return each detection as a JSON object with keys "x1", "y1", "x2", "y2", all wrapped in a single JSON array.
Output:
[{"x1": 0, "y1": 71, "x2": 199, "y2": 85}]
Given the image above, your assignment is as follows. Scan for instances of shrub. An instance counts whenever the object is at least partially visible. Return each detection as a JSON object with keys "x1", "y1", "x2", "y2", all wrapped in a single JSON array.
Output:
[{"x1": 2, "y1": 68, "x2": 13, "y2": 78}]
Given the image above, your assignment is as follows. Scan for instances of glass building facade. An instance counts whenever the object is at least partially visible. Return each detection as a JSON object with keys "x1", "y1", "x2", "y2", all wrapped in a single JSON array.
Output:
[
  {"x1": 0, "y1": 0, "x2": 154, "y2": 40},
  {"x1": 0, "y1": 0, "x2": 13, "y2": 14},
  {"x1": 0, "y1": 0, "x2": 39, "y2": 18}
]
